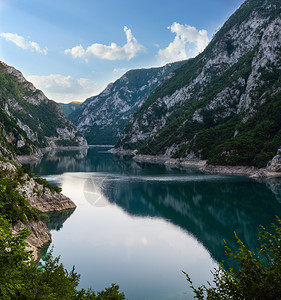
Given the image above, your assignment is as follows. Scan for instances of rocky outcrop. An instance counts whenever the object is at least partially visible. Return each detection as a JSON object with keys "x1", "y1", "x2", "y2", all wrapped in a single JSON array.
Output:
[
  {"x1": 0, "y1": 160, "x2": 76, "y2": 212},
  {"x1": 18, "y1": 175, "x2": 76, "y2": 212},
  {"x1": 0, "y1": 160, "x2": 18, "y2": 173},
  {"x1": 12, "y1": 221, "x2": 52, "y2": 261},
  {"x1": 267, "y1": 148, "x2": 281, "y2": 172}
]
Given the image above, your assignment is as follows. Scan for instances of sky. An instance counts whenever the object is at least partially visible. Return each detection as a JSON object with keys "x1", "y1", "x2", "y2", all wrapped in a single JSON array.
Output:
[{"x1": 0, "y1": 0, "x2": 245, "y2": 103}]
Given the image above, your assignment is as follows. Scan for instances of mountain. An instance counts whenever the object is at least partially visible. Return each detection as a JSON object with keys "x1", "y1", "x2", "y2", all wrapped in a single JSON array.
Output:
[
  {"x1": 116, "y1": 0, "x2": 281, "y2": 168},
  {"x1": 0, "y1": 61, "x2": 87, "y2": 160},
  {"x1": 69, "y1": 61, "x2": 186, "y2": 145},
  {"x1": 59, "y1": 101, "x2": 82, "y2": 118}
]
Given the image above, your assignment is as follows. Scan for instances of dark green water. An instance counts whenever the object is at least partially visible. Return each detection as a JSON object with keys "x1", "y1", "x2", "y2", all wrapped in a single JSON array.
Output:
[{"x1": 26, "y1": 147, "x2": 281, "y2": 300}]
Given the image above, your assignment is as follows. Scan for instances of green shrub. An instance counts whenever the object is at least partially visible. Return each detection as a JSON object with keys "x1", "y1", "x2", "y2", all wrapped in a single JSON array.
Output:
[
  {"x1": 0, "y1": 225, "x2": 126, "y2": 300},
  {"x1": 184, "y1": 217, "x2": 281, "y2": 299},
  {"x1": 33, "y1": 175, "x2": 62, "y2": 193}
]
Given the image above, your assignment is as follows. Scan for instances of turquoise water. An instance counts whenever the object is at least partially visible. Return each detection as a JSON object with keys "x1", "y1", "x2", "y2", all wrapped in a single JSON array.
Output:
[{"x1": 26, "y1": 147, "x2": 281, "y2": 299}]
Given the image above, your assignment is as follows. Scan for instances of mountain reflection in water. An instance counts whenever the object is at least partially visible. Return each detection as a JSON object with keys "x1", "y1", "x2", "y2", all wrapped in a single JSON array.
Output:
[
  {"x1": 100, "y1": 176, "x2": 281, "y2": 266},
  {"x1": 46, "y1": 208, "x2": 76, "y2": 231},
  {"x1": 28, "y1": 148, "x2": 281, "y2": 272}
]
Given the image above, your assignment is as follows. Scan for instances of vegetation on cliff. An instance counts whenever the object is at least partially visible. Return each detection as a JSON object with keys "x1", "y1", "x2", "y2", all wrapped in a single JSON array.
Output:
[
  {"x1": 0, "y1": 61, "x2": 87, "y2": 160},
  {"x1": 185, "y1": 217, "x2": 281, "y2": 299},
  {"x1": 0, "y1": 219, "x2": 125, "y2": 299},
  {"x1": 116, "y1": 0, "x2": 281, "y2": 168}
]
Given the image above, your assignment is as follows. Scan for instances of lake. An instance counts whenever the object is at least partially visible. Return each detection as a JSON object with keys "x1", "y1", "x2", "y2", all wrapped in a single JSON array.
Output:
[{"x1": 25, "y1": 147, "x2": 281, "y2": 300}]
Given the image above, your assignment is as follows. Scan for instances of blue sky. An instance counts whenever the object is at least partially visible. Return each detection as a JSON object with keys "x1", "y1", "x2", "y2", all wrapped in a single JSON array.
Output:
[{"x1": 0, "y1": 0, "x2": 245, "y2": 103}]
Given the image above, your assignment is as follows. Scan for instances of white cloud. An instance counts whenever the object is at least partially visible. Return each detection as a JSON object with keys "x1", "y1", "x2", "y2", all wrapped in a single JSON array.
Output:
[
  {"x1": 26, "y1": 74, "x2": 103, "y2": 103},
  {"x1": 0, "y1": 33, "x2": 48, "y2": 54},
  {"x1": 65, "y1": 45, "x2": 86, "y2": 58},
  {"x1": 157, "y1": 22, "x2": 209, "y2": 64},
  {"x1": 65, "y1": 26, "x2": 145, "y2": 61}
]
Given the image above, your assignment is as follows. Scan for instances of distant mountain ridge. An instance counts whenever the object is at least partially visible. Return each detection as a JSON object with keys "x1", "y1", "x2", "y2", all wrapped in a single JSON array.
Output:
[
  {"x1": 0, "y1": 61, "x2": 87, "y2": 160},
  {"x1": 116, "y1": 0, "x2": 281, "y2": 168},
  {"x1": 59, "y1": 101, "x2": 82, "y2": 118},
  {"x1": 69, "y1": 61, "x2": 186, "y2": 145}
]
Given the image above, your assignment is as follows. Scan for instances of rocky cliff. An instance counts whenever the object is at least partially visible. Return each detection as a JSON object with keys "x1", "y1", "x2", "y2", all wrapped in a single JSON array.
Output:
[
  {"x1": 0, "y1": 61, "x2": 87, "y2": 161},
  {"x1": 70, "y1": 61, "x2": 185, "y2": 145},
  {"x1": 18, "y1": 174, "x2": 76, "y2": 212},
  {"x1": 116, "y1": 0, "x2": 281, "y2": 169},
  {"x1": 12, "y1": 220, "x2": 52, "y2": 261},
  {"x1": 267, "y1": 148, "x2": 281, "y2": 172},
  {"x1": 0, "y1": 159, "x2": 76, "y2": 259}
]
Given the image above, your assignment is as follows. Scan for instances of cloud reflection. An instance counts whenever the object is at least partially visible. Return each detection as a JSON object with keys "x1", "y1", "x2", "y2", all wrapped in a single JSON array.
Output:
[{"x1": 83, "y1": 176, "x2": 109, "y2": 207}]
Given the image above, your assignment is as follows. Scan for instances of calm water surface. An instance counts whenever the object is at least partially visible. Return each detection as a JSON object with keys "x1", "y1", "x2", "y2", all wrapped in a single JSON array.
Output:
[{"x1": 26, "y1": 147, "x2": 281, "y2": 300}]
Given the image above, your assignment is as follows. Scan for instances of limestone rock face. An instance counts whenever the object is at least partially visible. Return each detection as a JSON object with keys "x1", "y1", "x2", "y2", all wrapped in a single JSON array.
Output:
[
  {"x1": 267, "y1": 149, "x2": 281, "y2": 172},
  {"x1": 25, "y1": 221, "x2": 52, "y2": 248},
  {"x1": 115, "y1": 0, "x2": 281, "y2": 169},
  {"x1": 0, "y1": 160, "x2": 17, "y2": 173},
  {"x1": 18, "y1": 174, "x2": 76, "y2": 212},
  {"x1": 28, "y1": 186, "x2": 77, "y2": 212},
  {"x1": 13, "y1": 221, "x2": 52, "y2": 261}
]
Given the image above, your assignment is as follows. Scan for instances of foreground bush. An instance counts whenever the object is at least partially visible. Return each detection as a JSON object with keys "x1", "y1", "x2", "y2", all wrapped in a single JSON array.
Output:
[
  {"x1": 0, "y1": 217, "x2": 125, "y2": 299},
  {"x1": 184, "y1": 217, "x2": 281, "y2": 299},
  {"x1": 0, "y1": 172, "x2": 125, "y2": 300},
  {"x1": 0, "y1": 160, "x2": 125, "y2": 299}
]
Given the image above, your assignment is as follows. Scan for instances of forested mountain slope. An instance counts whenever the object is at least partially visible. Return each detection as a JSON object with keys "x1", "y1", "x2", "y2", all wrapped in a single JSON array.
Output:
[
  {"x1": 0, "y1": 61, "x2": 87, "y2": 160},
  {"x1": 116, "y1": 0, "x2": 281, "y2": 168}
]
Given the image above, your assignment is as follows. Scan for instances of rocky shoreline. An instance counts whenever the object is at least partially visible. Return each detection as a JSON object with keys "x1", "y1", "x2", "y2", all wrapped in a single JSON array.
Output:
[
  {"x1": 12, "y1": 221, "x2": 52, "y2": 261},
  {"x1": 111, "y1": 149, "x2": 281, "y2": 178},
  {"x1": 23, "y1": 185, "x2": 76, "y2": 260},
  {"x1": 201, "y1": 164, "x2": 281, "y2": 178},
  {"x1": 18, "y1": 173, "x2": 77, "y2": 212},
  {"x1": 16, "y1": 145, "x2": 90, "y2": 164}
]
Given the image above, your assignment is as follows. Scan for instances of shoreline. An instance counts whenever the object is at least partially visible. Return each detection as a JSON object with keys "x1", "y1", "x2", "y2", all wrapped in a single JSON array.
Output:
[
  {"x1": 111, "y1": 150, "x2": 281, "y2": 178},
  {"x1": 16, "y1": 145, "x2": 90, "y2": 163},
  {"x1": 12, "y1": 147, "x2": 281, "y2": 260},
  {"x1": 16, "y1": 147, "x2": 281, "y2": 178},
  {"x1": 40, "y1": 145, "x2": 90, "y2": 153},
  {"x1": 17, "y1": 145, "x2": 114, "y2": 164},
  {"x1": 201, "y1": 164, "x2": 281, "y2": 178}
]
